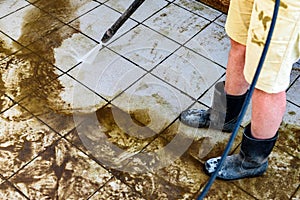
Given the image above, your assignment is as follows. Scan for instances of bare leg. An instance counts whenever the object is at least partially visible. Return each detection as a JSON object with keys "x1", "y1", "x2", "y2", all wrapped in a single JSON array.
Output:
[
  {"x1": 225, "y1": 39, "x2": 249, "y2": 95},
  {"x1": 251, "y1": 89, "x2": 286, "y2": 139}
]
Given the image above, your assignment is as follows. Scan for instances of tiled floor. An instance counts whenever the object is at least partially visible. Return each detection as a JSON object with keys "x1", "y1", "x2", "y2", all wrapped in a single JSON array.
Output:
[{"x1": 0, "y1": 0, "x2": 299, "y2": 199}]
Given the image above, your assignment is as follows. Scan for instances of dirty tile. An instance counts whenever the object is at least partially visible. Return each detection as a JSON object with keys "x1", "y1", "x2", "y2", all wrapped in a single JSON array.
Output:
[
  {"x1": 174, "y1": 0, "x2": 221, "y2": 21},
  {"x1": 18, "y1": 74, "x2": 107, "y2": 135},
  {"x1": 287, "y1": 76, "x2": 300, "y2": 106},
  {"x1": 26, "y1": 25, "x2": 98, "y2": 72},
  {"x1": 108, "y1": 24, "x2": 180, "y2": 70},
  {"x1": 233, "y1": 147, "x2": 300, "y2": 200},
  {"x1": 89, "y1": 177, "x2": 144, "y2": 199},
  {"x1": 277, "y1": 123, "x2": 300, "y2": 159},
  {"x1": 144, "y1": 4, "x2": 210, "y2": 44},
  {"x1": 33, "y1": 0, "x2": 100, "y2": 23},
  {"x1": 0, "y1": 32, "x2": 24, "y2": 61},
  {"x1": 0, "y1": 51, "x2": 62, "y2": 102},
  {"x1": 284, "y1": 102, "x2": 300, "y2": 125},
  {"x1": 0, "y1": 0, "x2": 29, "y2": 19},
  {"x1": 0, "y1": 105, "x2": 60, "y2": 178},
  {"x1": 215, "y1": 14, "x2": 227, "y2": 27},
  {"x1": 105, "y1": 0, "x2": 169, "y2": 22},
  {"x1": 292, "y1": 187, "x2": 300, "y2": 200},
  {"x1": 0, "y1": 96, "x2": 15, "y2": 114},
  {"x1": 69, "y1": 47, "x2": 145, "y2": 101},
  {"x1": 112, "y1": 74, "x2": 193, "y2": 133},
  {"x1": 0, "y1": 5, "x2": 64, "y2": 46},
  {"x1": 67, "y1": 105, "x2": 158, "y2": 171},
  {"x1": 185, "y1": 22, "x2": 230, "y2": 67},
  {"x1": 0, "y1": 181, "x2": 27, "y2": 200},
  {"x1": 10, "y1": 138, "x2": 112, "y2": 199},
  {"x1": 70, "y1": 5, "x2": 137, "y2": 44},
  {"x1": 152, "y1": 46, "x2": 225, "y2": 99}
]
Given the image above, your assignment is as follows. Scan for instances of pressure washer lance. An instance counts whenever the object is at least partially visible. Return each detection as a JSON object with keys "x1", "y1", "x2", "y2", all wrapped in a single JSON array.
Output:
[{"x1": 101, "y1": 0, "x2": 146, "y2": 43}]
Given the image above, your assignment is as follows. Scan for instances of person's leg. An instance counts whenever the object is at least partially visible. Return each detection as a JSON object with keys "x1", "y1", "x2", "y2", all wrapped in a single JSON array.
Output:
[{"x1": 251, "y1": 89, "x2": 286, "y2": 139}]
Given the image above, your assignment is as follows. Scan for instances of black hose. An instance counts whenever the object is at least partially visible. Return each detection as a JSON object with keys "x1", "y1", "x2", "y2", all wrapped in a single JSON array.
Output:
[
  {"x1": 101, "y1": 0, "x2": 146, "y2": 43},
  {"x1": 197, "y1": 0, "x2": 280, "y2": 199}
]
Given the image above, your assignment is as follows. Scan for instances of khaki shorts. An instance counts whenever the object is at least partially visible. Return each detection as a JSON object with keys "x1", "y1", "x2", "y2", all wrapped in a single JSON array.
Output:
[{"x1": 225, "y1": 0, "x2": 300, "y2": 93}]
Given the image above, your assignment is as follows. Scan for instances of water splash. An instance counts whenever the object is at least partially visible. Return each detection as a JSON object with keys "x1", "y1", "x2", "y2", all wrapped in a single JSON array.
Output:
[{"x1": 79, "y1": 42, "x2": 103, "y2": 64}]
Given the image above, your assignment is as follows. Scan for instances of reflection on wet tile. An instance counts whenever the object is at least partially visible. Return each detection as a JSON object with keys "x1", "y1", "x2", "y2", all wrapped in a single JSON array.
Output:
[
  {"x1": 185, "y1": 22, "x2": 230, "y2": 67},
  {"x1": 0, "y1": 5, "x2": 64, "y2": 46},
  {"x1": 0, "y1": 0, "x2": 29, "y2": 19},
  {"x1": 277, "y1": 123, "x2": 300, "y2": 159},
  {"x1": 105, "y1": 0, "x2": 169, "y2": 22},
  {"x1": 27, "y1": 25, "x2": 98, "y2": 72},
  {"x1": 70, "y1": 5, "x2": 138, "y2": 44},
  {"x1": 144, "y1": 4, "x2": 210, "y2": 44},
  {"x1": 233, "y1": 147, "x2": 300, "y2": 200},
  {"x1": 112, "y1": 74, "x2": 193, "y2": 133},
  {"x1": 69, "y1": 47, "x2": 145, "y2": 101},
  {"x1": 0, "y1": 181, "x2": 27, "y2": 200},
  {"x1": 108, "y1": 25, "x2": 180, "y2": 70},
  {"x1": 90, "y1": 177, "x2": 144, "y2": 200},
  {"x1": 152, "y1": 46, "x2": 225, "y2": 99},
  {"x1": 0, "y1": 105, "x2": 60, "y2": 178},
  {"x1": 67, "y1": 105, "x2": 157, "y2": 170},
  {"x1": 19, "y1": 74, "x2": 107, "y2": 135},
  {"x1": 33, "y1": 0, "x2": 99, "y2": 23},
  {"x1": 174, "y1": 0, "x2": 221, "y2": 21},
  {"x1": 287, "y1": 76, "x2": 300, "y2": 106},
  {"x1": 10, "y1": 138, "x2": 112, "y2": 199}
]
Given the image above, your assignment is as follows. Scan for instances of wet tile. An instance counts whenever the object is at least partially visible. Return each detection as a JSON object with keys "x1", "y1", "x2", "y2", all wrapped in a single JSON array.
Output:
[
  {"x1": 108, "y1": 24, "x2": 180, "y2": 71},
  {"x1": 26, "y1": 25, "x2": 98, "y2": 72},
  {"x1": 0, "y1": 51, "x2": 62, "y2": 102},
  {"x1": 69, "y1": 47, "x2": 145, "y2": 101},
  {"x1": 287, "y1": 76, "x2": 300, "y2": 106},
  {"x1": 284, "y1": 102, "x2": 300, "y2": 125},
  {"x1": 0, "y1": 181, "x2": 27, "y2": 200},
  {"x1": 0, "y1": 105, "x2": 60, "y2": 178},
  {"x1": 0, "y1": 32, "x2": 24, "y2": 61},
  {"x1": 215, "y1": 14, "x2": 227, "y2": 27},
  {"x1": 112, "y1": 74, "x2": 193, "y2": 133},
  {"x1": 233, "y1": 147, "x2": 300, "y2": 200},
  {"x1": 185, "y1": 22, "x2": 230, "y2": 67},
  {"x1": 0, "y1": 5, "x2": 64, "y2": 46},
  {"x1": 292, "y1": 187, "x2": 300, "y2": 200},
  {"x1": 0, "y1": 96, "x2": 15, "y2": 114},
  {"x1": 277, "y1": 123, "x2": 300, "y2": 159},
  {"x1": 89, "y1": 177, "x2": 144, "y2": 199},
  {"x1": 152, "y1": 46, "x2": 225, "y2": 99},
  {"x1": 33, "y1": 0, "x2": 99, "y2": 23},
  {"x1": 67, "y1": 105, "x2": 158, "y2": 171},
  {"x1": 10, "y1": 138, "x2": 112, "y2": 199},
  {"x1": 19, "y1": 74, "x2": 107, "y2": 135},
  {"x1": 105, "y1": 0, "x2": 169, "y2": 22},
  {"x1": 70, "y1": 5, "x2": 137, "y2": 44},
  {"x1": 174, "y1": 0, "x2": 221, "y2": 21},
  {"x1": 144, "y1": 4, "x2": 210, "y2": 44},
  {"x1": 0, "y1": 0, "x2": 29, "y2": 19}
]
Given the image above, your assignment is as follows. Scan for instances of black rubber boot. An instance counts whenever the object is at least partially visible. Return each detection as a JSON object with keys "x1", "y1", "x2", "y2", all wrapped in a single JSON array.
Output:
[
  {"x1": 180, "y1": 82, "x2": 248, "y2": 132},
  {"x1": 204, "y1": 124, "x2": 278, "y2": 180}
]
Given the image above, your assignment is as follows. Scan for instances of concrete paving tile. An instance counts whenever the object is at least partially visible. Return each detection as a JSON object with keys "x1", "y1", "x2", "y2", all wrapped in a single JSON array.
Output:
[
  {"x1": 152, "y1": 46, "x2": 225, "y2": 99},
  {"x1": 284, "y1": 102, "x2": 300, "y2": 125},
  {"x1": 108, "y1": 24, "x2": 180, "y2": 71},
  {"x1": 0, "y1": 96, "x2": 14, "y2": 114},
  {"x1": 185, "y1": 22, "x2": 230, "y2": 67},
  {"x1": 277, "y1": 123, "x2": 300, "y2": 159},
  {"x1": 0, "y1": 105, "x2": 60, "y2": 178},
  {"x1": 26, "y1": 25, "x2": 98, "y2": 72},
  {"x1": 112, "y1": 74, "x2": 193, "y2": 133},
  {"x1": 0, "y1": 0, "x2": 29, "y2": 19},
  {"x1": 0, "y1": 51, "x2": 62, "y2": 102},
  {"x1": 0, "y1": 32, "x2": 24, "y2": 61},
  {"x1": 67, "y1": 104, "x2": 158, "y2": 171},
  {"x1": 0, "y1": 181, "x2": 27, "y2": 200},
  {"x1": 90, "y1": 177, "x2": 145, "y2": 200},
  {"x1": 70, "y1": 5, "x2": 137, "y2": 44},
  {"x1": 9, "y1": 138, "x2": 112, "y2": 199},
  {"x1": 144, "y1": 3, "x2": 210, "y2": 44},
  {"x1": 233, "y1": 147, "x2": 300, "y2": 200},
  {"x1": 69, "y1": 47, "x2": 146, "y2": 101},
  {"x1": 287, "y1": 76, "x2": 300, "y2": 106},
  {"x1": 174, "y1": 0, "x2": 221, "y2": 21},
  {"x1": 0, "y1": 5, "x2": 64, "y2": 46},
  {"x1": 105, "y1": 0, "x2": 169, "y2": 23},
  {"x1": 214, "y1": 14, "x2": 227, "y2": 27},
  {"x1": 32, "y1": 0, "x2": 100, "y2": 24},
  {"x1": 292, "y1": 187, "x2": 300, "y2": 200}
]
